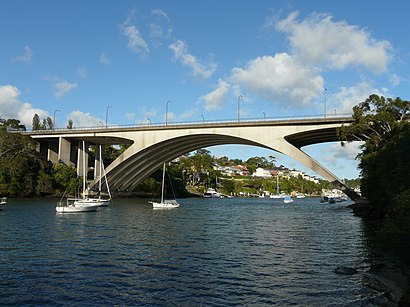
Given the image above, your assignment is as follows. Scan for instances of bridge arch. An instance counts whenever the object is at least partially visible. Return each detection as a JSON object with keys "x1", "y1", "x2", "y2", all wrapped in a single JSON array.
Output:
[
  {"x1": 24, "y1": 117, "x2": 359, "y2": 200},
  {"x1": 104, "y1": 133, "x2": 272, "y2": 192}
]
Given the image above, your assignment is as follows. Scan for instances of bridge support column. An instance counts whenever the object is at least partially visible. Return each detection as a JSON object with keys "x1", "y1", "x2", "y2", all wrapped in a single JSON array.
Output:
[
  {"x1": 47, "y1": 139, "x2": 59, "y2": 164},
  {"x1": 58, "y1": 137, "x2": 72, "y2": 165}
]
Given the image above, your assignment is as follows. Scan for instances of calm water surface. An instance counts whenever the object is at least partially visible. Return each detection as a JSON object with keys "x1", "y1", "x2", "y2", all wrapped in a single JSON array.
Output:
[{"x1": 1, "y1": 197, "x2": 371, "y2": 306}]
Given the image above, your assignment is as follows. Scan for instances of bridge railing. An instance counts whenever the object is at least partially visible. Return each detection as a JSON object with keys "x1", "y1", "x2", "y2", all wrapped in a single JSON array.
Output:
[{"x1": 20, "y1": 113, "x2": 353, "y2": 133}]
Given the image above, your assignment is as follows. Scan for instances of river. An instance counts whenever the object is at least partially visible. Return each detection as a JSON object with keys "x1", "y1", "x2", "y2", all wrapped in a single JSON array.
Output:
[{"x1": 1, "y1": 197, "x2": 377, "y2": 306}]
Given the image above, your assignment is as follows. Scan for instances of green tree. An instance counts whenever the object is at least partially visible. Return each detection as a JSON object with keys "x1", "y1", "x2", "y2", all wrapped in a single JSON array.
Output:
[
  {"x1": 32, "y1": 114, "x2": 41, "y2": 130},
  {"x1": 0, "y1": 129, "x2": 44, "y2": 196},
  {"x1": 338, "y1": 94, "x2": 410, "y2": 216}
]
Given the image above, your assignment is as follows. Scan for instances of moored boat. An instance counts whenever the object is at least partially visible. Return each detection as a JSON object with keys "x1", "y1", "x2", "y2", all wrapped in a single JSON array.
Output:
[
  {"x1": 203, "y1": 188, "x2": 221, "y2": 198},
  {"x1": 149, "y1": 162, "x2": 180, "y2": 209},
  {"x1": 283, "y1": 195, "x2": 294, "y2": 203},
  {"x1": 0, "y1": 197, "x2": 7, "y2": 209}
]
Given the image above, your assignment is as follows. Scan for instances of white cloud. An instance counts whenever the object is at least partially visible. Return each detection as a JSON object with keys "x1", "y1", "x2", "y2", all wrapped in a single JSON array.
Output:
[
  {"x1": 200, "y1": 79, "x2": 231, "y2": 111},
  {"x1": 169, "y1": 40, "x2": 217, "y2": 79},
  {"x1": 302, "y1": 142, "x2": 362, "y2": 179},
  {"x1": 68, "y1": 110, "x2": 103, "y2": 128},
  {"x1": 99, "y1": 52, "x2": 111, "y2": 64},
  {"x1": 0, "y1": 84, "x2": 49, "y2": 128},
  {"x1": 331, "y1": 82, "x2": 384, "y2": 114},
  {"x1": 13, "y1": 46, "x2": 34, "y2": 63},
  {"x1": 276, "y1": 12, "x2": 391, "y2": 73},
  {"x1": 121, "y1": 11, "x2": 149, "y2": 56},
  {"x1": 151, "y1": 9, "x2": 169, "y2": 21},
  {"x1": 230, "y1": 53, "x2": 323, "y2": 108},
  {"x1": 54, "y1": 81, "x2": 78, "y2": 98},
  {"x1": 123, "y1": 24, "x2": 149, "y2": 55}
]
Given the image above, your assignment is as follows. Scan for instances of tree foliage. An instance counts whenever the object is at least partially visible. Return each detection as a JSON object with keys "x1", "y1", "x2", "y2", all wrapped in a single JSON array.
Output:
[
  {"x1": 338, "y1": 94, "x2": 410, "y2": 216},
  {"x1": 32, "y1": 113, "x2": 53, "y2": 130},
  {"x1": 0, "y1": 129, "x2": 44, "y2": 196}
]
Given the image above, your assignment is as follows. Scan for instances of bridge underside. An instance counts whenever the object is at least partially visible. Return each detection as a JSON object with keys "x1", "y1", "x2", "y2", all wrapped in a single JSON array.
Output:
[
  {"x1": 91, "y1": 130, "x2": 359, "y2": 201},
  {"x1": 99, "y1": 134, "x2": 270, "y2": 192}
]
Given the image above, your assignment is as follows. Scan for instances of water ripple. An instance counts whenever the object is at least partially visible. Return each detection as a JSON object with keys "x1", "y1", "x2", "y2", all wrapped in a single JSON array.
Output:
[{"x1": 0, "y1": 198, "x2": 371, "y2": 306}]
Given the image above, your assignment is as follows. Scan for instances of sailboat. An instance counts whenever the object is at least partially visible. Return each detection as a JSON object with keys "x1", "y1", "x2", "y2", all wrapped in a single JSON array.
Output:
[
  {"x1": 270, "y1": 175, "x2": 284, "y2": 199},
  {"x1": 84, "y1": 145, "x2": 112, "y2": 206},
  {"x1": 56, "y1": 141, "x2": 99, "y2": 213},
  {"x1": 149, "y1": 162, "x2": 180, "y2": 209}
]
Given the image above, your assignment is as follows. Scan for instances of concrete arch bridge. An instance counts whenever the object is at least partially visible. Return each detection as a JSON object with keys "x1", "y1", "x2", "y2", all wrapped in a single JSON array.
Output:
[{"x1": 25, "y1": 116, "x2": 360, "y2": 200}]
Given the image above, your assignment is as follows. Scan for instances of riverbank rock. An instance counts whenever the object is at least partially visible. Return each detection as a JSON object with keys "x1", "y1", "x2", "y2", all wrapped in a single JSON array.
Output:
[
  {"x1": 363, "y1": 269, "x2": 407, "y2": 306},
  {"x1": 334, "y1": 266, "x2": 358, "y2": 275}
]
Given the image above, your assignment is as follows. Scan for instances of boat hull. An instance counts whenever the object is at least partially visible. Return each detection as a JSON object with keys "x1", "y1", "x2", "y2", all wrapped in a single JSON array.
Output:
[
  {"x1": 149, "y1": 200, "x2": 180, "y2": 209},
  {"x1": 56, "y1": 200, "x2": 99, "y2": 213}
]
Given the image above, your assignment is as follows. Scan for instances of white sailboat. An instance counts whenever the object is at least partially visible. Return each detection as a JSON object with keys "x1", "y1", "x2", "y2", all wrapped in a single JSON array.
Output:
[
  {"x1": 149, "y1": 162, "x2": 180, "y2": 209},
  {"x1": 56, "y1": 141, "x2": 99, "y2": 213},
  {"x1": 84, "y1": 145, "x2": 112, "y2": 206},
  {"x1": 270, "y1": 175, "x2": 284, "y2": 198}
]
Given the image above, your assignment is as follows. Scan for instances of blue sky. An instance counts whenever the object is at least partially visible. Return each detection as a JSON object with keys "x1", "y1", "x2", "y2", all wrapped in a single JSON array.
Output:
[{"x1": 1, "y1": 0, "x2": 409, "y2": 180}]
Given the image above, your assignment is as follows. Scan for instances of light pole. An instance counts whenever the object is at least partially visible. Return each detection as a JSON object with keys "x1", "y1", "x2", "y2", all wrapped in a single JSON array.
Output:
[
  {"x1": 324, "y1": 88, "x2": 327, "y2": 118},
  {"x1": 263, "y1": 111, "x2": 266, "y2": 119},
  {"x1": 166, "y1": 100, "x2": 171, "y2": 126},
  {"x1": 201, "y1": 114, "x2": 205, "y2": 123},
  {"x1": 53, "y1": 109, "x2": 60, "y2": 130},
  {"x1": 106, "y1": 105, "x2": 112, "y2": 128},
  {"x1": 147, "y1": 118, "x2": 151, "y2": 124},
  {"x1": 237, "y1": 95, "x2": 242, "y2": 122}
]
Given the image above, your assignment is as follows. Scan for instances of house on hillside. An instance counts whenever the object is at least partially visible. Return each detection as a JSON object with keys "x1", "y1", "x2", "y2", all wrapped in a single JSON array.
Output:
[{"x1": 252, "y1": 167, "x2": 272, "y2": 178}]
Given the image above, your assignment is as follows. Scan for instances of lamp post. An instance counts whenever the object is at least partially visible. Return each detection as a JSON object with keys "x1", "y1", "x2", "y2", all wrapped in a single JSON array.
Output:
[
  {"x1": 53, "y1": 109, "x2": 60, "y2": 130},
  {"x1": 147, "y1": 118, "x2": 151, "y2": 124},
  {"x1": 106, "y1": 105, "x2": 112, "y2": 128},
  {"x1": 324, "y1": 88, "x2": 327, "y2": 118},
  {"x1": 237, "y1": 95, "x2": 242, "y2": 122},
  {"x1": 166, "y1": 100, "x2": 171, "y2": 126},
  {"x1": 201, "y1": 114, "x2": 205, "y2": 123},
  {"x1": 263, "y1": 111, "x2": 266, "y2": 119}
]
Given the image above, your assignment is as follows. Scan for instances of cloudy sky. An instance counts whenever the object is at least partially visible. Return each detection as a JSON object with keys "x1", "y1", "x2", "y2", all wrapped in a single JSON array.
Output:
[{"x1": 1, "y1": 0, "x2": 409, "y2": 179}]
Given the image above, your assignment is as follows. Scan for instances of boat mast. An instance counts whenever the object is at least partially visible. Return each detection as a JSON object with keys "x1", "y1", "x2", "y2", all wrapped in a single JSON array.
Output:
[
  {"x1": 82, "y1": 140, "x2": 86, "y2": 199},
  {"x1": 161, "y1": 162, "x2": 166, "y2": 203},
  {"x1": 98, "y1": 144, "x2": 102, "y2": 194}
]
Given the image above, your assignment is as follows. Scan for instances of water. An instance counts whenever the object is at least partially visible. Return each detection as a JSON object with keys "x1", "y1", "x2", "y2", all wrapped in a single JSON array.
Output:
[{"x1": 0, "y1": 197, "x2": 371, "y2": 306}]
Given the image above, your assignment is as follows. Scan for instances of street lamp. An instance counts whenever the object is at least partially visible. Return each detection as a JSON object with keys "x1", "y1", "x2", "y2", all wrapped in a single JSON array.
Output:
[
  {"x1": 201, "y1": 114, "x2": 205, "y2": 123},
  {"x1": 237, "y1": 95, "x2": 242, "y2": 122},
  {"x1": 147, "y1": 118, "x2": 151, "y2": 124},
  {"x1": 263, "y1": 111, "x2": 266, "y2": 119},
  {"x1": 166, "y1": 100, "x2": 172, "y2": 126},
  {"x1": 53, "y1": 109, "x2": 60, "y2": 130},
  {"x1": 324, "y1": 88, "x2": 327, "y2": 118},
  {"x1": 106, "y1": 105, "x2": 112, "y2": 128}
]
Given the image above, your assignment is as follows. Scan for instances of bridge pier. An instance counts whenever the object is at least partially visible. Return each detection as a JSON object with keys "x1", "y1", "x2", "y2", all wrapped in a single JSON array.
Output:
[{"x1": 93, "y1": 144, "x2": 104, "y2": 189}]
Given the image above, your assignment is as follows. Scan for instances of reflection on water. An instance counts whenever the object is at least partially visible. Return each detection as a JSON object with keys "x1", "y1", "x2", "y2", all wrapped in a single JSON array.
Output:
[{"x1": 0, "y1": 197, "x2": 372, "y2": 305}]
